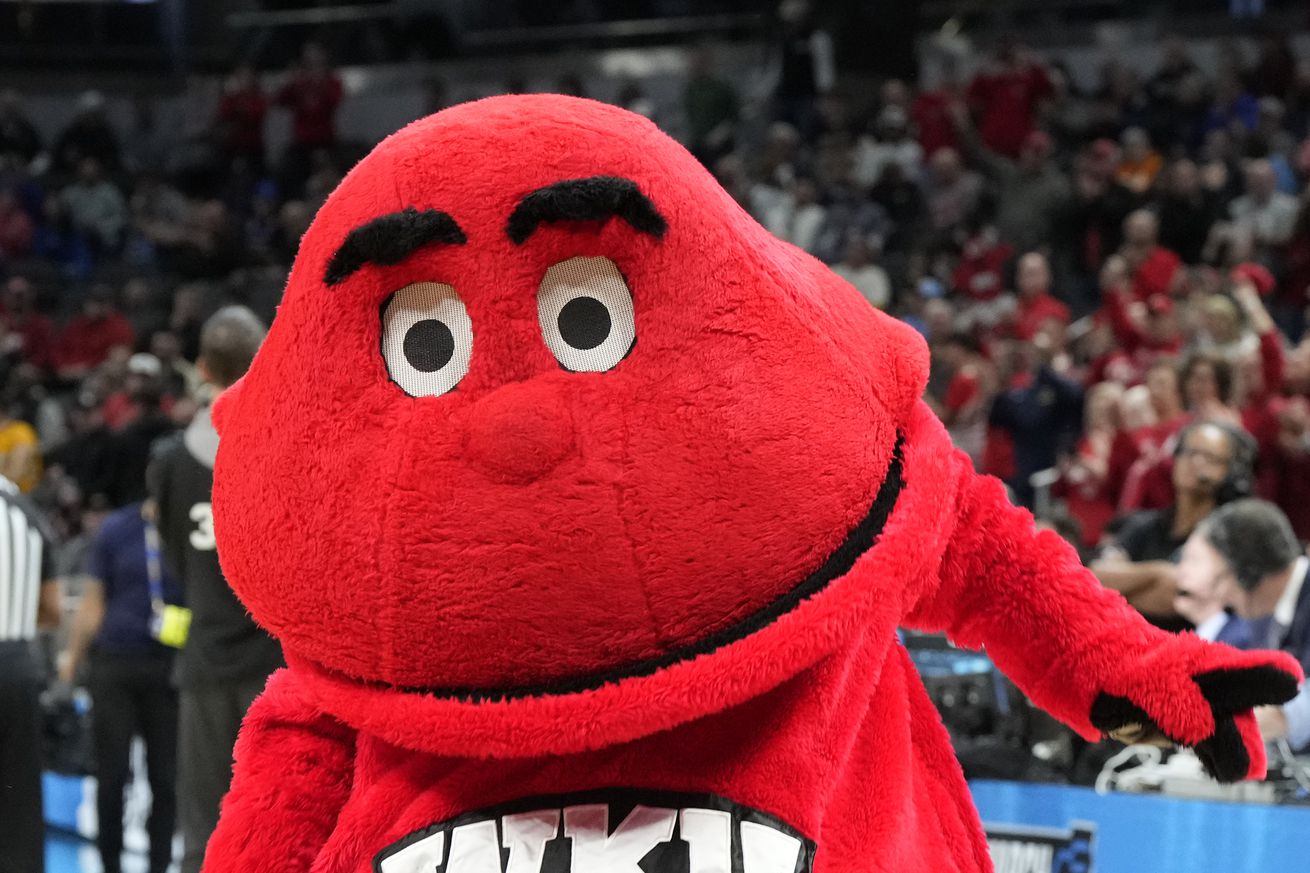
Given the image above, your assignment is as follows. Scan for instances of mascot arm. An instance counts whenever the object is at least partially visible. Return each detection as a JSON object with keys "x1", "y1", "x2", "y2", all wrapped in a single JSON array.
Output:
[
  {"x1": 903, "y1": 453, "x2": 1303, "y2": 782},
  {"x1": 203, "y1": 669, "x2": 356, "y2": 872}
]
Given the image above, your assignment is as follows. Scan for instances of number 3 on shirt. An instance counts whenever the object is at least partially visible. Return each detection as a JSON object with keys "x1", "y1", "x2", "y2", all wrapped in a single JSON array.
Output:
[{"x1": 190, "y1": 502, "x2": 217, "y2": 551}]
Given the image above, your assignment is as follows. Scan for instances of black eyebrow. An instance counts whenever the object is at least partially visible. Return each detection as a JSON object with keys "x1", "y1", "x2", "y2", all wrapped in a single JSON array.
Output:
[
  {"x1": 506, "y1": 176, "x2": 667, "y2": 245},
  {"x1": 324, "y1": 207, "x2": 467, "y2": 286}
]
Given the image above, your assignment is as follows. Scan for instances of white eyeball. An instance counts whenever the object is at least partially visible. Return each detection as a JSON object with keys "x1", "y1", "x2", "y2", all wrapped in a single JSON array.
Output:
[
  {"x1": 381, "y1": 282, "x2": 473, "y2": 397},
  {"x1": 537, "y1": 256, "x2": 636, "y2": 372}
]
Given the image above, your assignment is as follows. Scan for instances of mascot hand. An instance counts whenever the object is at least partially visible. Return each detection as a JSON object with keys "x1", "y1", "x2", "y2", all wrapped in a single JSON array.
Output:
[{"x1": 1088, "y1": 637, "x2": 1302, "y2": 782}]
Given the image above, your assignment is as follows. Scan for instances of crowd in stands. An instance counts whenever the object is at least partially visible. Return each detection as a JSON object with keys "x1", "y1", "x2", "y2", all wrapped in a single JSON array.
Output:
[
  {"x1": 703, "y1": 31, "x2": 1310, "y2": 589},
  {"x1": 4, "y1": 27, "x2": 1310, "y2": 633}
]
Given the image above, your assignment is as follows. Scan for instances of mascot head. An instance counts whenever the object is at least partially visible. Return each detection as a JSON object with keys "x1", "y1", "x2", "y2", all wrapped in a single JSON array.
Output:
[{"x1": 212, "y1": 95, "x2": 927, "y2": 699}]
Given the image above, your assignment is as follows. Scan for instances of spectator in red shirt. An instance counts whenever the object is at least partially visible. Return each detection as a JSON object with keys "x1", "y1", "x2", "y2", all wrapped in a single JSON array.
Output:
[
  {"x1": 966, "y1": 41, "x2": 1054, "y2": 158},
  {"x1": 951, "y1": 222, "x2": 1011, "y2": 302},
  {"x1": 277, "y1": 43, "x2": 342, "y2": 150},
  {"x1": 216, "y1": 64, "x2": 269, "y2": 171},
  {"x1": 0, "y1": 186, "x2": 33, "y2": 259},
  {"x1": 935, "y1": 332, "x2": 992, "y2": 468},
  {"x1": 276, "y1": 43, "x2": 343, "y2": 194},
  {"x1": 1098, "y1": 255, "x2": 1183, "y2": 365},
  {"x1": 912, "y1": 59, "x2": 964, "y2": 158},
  {"x1": 55, "y1": 286, "x2": 135, "y2": 380},
  {"x1": 1011, "y1": 251, "x2": 1071, "y2": 340},
  {"x1": 1121, "y1": 209, "x2": 1183, "y2": 299},
  {"x1": 1258, "y1": 342, "x2": 1310, "y2": 539},
  {"x1": 1059, "y1": 381, "x2": 1123, "y2": 547},
  {"x1": 0, "y1": 276, "x2": 56, "y2": 371},
  {"x1": 1110, "y1": 359, "x2": 1189, "y2": 510},
  {"x1": 1121, "y1": 352, "x2": 1241, "y2": 511}
]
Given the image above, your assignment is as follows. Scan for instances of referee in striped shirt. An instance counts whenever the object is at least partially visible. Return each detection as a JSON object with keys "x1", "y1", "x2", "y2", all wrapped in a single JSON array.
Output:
[{"x1": 0, "y1": 473, "x2": 59, "y2": 873}]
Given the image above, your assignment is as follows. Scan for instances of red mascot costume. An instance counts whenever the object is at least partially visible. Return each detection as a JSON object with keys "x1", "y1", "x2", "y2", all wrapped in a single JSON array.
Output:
[{"x1": 205, "y1": 96, "x2": 1301, "y2": 873}]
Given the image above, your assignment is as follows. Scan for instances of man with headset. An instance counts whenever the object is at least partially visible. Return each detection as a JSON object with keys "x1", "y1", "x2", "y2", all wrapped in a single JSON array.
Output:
[{"x1": 1091, "y1": 419, "x2": 1256, "y2": 631}]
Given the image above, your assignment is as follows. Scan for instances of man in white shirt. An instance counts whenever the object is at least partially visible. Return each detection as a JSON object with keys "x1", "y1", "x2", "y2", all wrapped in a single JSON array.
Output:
[
  {"x1": 1203, "y1": 499, "x2": 1310, "y2": 750},
  {"x1": 1228, "y1": 159, "x2": 1299, "y2": 249},
  {"x1": 1174, "y1": 526, "x2": 1247, "y2": 645}
]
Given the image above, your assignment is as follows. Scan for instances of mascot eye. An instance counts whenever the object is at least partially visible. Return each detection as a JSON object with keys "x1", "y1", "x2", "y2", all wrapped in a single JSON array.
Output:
[
  {"x1": 537, "y1": 256, "x2": 636, "y2": 372},
  {"x1": 381, "y1": 282, "x2": 473, "y2": 397}
]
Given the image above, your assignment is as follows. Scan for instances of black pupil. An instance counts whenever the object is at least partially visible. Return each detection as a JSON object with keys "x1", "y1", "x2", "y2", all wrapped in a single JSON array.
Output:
[
  {"x1": 403, "y1": 319, "x2": 455, "y2": 373},
  {"x1": 557, "y1": 296, "x2": 611, "y2": 350}
]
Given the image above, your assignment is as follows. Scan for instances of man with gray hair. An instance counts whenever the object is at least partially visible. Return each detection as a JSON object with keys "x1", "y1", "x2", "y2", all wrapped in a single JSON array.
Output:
[
  {"x1": 147, "y1": 306, "x2": 283, "y2": 873},
  {"x1": 1202, "y1": 499, "x2": 1310, "y2": 750}
]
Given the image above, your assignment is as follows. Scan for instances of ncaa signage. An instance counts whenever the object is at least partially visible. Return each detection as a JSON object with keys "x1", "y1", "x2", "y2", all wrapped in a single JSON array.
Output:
[
  {"x1": 375, "y1": 790, "x2": 816, "y2": 873},
  {"x1": 984, "y1": 821, "x2": 1095, "y2": 873}
]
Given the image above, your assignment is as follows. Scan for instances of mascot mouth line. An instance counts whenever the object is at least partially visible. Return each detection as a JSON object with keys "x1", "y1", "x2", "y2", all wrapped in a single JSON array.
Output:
[{"x1": 378, "y1": 435, "x2": 906, "y2": 702}]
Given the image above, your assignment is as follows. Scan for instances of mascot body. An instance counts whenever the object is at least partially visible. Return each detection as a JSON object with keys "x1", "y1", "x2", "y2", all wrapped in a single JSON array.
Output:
[{"x1": 205, "y1": 96, "x2": 1300, "y2": 873}]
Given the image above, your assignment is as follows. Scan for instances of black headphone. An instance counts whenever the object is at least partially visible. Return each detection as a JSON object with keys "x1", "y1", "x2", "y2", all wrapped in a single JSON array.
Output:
[{"x1": 1172, "y1": 420, "x2": 1257, "y2": 505}]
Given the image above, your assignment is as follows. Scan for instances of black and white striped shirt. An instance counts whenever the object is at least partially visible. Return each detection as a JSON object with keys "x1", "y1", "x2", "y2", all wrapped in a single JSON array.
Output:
[{"x1": 0, "y1": 476, "x2": 55, "y2": 642}]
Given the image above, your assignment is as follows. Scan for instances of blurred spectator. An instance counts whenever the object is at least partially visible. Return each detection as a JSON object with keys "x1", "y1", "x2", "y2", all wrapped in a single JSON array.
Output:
[
  {"x1": 922, "y1": 147, "x2": 982, "y2": 234},
  {"x1": 0, "y1": 276, "x2": 57, "y2": 372},
  {"x1": 1092, "y1": 420, "x2": 1254, "y2": 631},
  {"x1": 1011, "y1": 252, "x2": 1070, "y2": 341},
  {"x1": 46, "y1": 395, "x2": 115, "y2": 501},
  {"x1": 1203, "y1": 72, "x2": 1259, "y2": 137},
  {"x1": 771, "y1": 0, "x2": 834, "y2": 137},
  {"x1": 966, "y1": 41, "x2": 1054, "y2": 159},
  {"x1": 132, "y1": 172, "x2": 191, "y2": 253},
  {"x1": 1058, "y1": 381, "x2": 1122, "y2": 548},
  {"x1": 1121, "y1": 209, "x2": 1183, "y2": 300},
  {"x1": 125, "y1": 96, "x2": 171, "y2": 178},
  {"x1": 61, "y1": 157, "x2": 128, "y2": 256},
  {"x1": 0, "y1": 394, "x2": 41, "y2": 492},
  {"x1": 168, "y1": 284, "x2": 209, "y2": 362},
  {"x1": 869, "y1": 161, "x2": 924, "y2": 248},
  {"x1": 1251, "y1": 34, "x2": 1296, "y2": 99},
  {"x1": 156, "y1": 201, "x2": 240, "y2": 280},
  {"x1": 1228, "y1": 158, "x2": 1299, "y2": 250},
  {"x1": 121, "y1": 277, "x2": 168, "y2": 348},
  {"x1": 0, "y1": 89, "x2": 41, "y2": 164},
  {"x1": 762, "y1": 177, "x2": 826, "y2": 255},
  {"x1": 853, "y1": 105, "x2": 922, "y2": 191},
  {"x1": 1051, "y1": 143, "x2": 1136, "y2": 303},
  {"x1": 53, "y1": 90, "x2": 121, "y2": 173},
  {"x1": 988, "y1": 338, "x2": 1084, "y2": 507},
  {"x1": 150, "y1": 331, "x2": 199, "y2": 403},
  {"x1": 958, "y1": 109, "x2": 1068, "y2": 257},
  {"x1": 912, "y1": 60, "x2": 964, "y2": 158},
  {"x1": 216, "y1": 64, "x2": 269, "y2": 172},
  {"x1": 952, "y1": 220, "x2": 1012, "y2": 304},
  {"x1": 1156, "y1": 159, "x2": 1222, "y2": 264},
  {"x1": 55, "y1": 287, "x2": 136, "y2": 380},
  {"x1": 683, "y1": 45, "x2": 740, "y2": 166},
  {"x1": 0, "y1": 185, "x2": 33, "y2": 259},
  {"x1": 831, "y1": 234, "x2": 890, "y2": 310},
  {"x1": 1097, "y1": 258, "x2": 1183, "y2": 382},
  {"x1": 1115, "y1": 127, "x2": 1163, "y2": 194},
  {"x1": 935, "y1": 332, "x2": 992, "y2": 468},
  {"x1": 104, "y1": 354, "x2": 175, "y2": 507},
  {"x1": 33, "y1": 192, "x2": 93, "y2": 279},
  {"x1": 276, "y1": 43, "x2": 344, "y2": 192},
  {"x1": 1182, "y1": 350, "x2": 1242, "y2": 425}
]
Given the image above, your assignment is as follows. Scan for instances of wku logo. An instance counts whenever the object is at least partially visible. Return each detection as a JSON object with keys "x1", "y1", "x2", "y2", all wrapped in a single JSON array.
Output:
[{"x1": 374, "y1": 790, "x2": 816, "y2": 873}]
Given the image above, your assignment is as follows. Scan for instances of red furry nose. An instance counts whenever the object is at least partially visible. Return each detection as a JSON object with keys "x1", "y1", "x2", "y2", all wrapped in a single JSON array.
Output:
[{"x1": 463, "y1": 384, "x2": 575, "y2": 484}]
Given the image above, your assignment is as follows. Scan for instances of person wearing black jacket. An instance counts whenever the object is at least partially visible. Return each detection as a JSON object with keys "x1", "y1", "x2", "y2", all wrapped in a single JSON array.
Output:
[{"x1": 148, "y1": 306, "x2": 282, "y2": 873}]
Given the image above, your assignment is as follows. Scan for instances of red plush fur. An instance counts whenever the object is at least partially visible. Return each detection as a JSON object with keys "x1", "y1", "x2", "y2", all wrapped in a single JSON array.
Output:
[{"x1": 206, "y1": 96, "x2": 1301, "y2": 873}]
